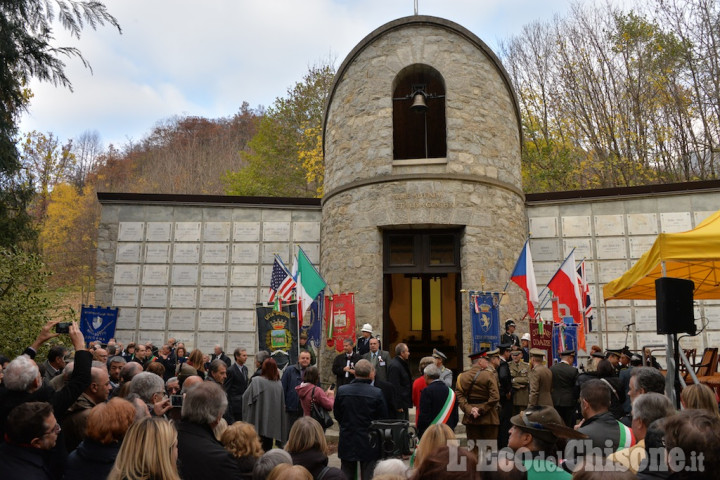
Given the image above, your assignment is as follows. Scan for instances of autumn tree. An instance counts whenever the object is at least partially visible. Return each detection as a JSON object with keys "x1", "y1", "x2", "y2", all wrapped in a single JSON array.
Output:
[
  {"x1": 70, "y1": 130, "x2": 104, "y2": 189},
  {"x1": 0, "y1": 0, "x2": 119, "y2": 247},
  {"x1": 224, "y1": 62, "x2": 335, "y2": 198}
]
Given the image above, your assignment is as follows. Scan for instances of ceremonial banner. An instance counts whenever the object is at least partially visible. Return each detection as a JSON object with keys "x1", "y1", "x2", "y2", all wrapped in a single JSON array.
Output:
[
  {"x1": 80, "y1": 305, "x2": 119, "y2": 345},
  {"x1": 302, "y1": 291, "x2": 324, "y2": 361},
  {"x1": 469, "y1": 291, "x2": 501, "y2": 352},
  {"x1": 553, "y1": 318, "x2": 578, "y2": 366},
  {"x1": 529, "y1": 319, "x2": 553, "y2": 362},
  {"x1": 256, "y1": 302, "x2": 298, "y2": 368},
  {"x1": 325, "y1": 292, "x2": 355, "y2": 352}
]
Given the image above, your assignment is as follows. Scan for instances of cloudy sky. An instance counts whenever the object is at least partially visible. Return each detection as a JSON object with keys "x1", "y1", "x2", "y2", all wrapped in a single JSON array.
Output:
[{"x1": 19, "y1": 0, "x2": 590, "y2": 148}]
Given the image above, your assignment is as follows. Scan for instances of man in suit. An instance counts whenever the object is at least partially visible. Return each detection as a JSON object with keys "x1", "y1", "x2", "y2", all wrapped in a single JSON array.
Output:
[
  {"x1": 387, "y1": 343, "x2": 413, "y2": 420},
  {"x1": 211, "y1": 345, "x2": 231, "y2": 367},
  {"x1": 455, "y1": 349, "x2": 499, "y2": 442},
  {"x1": 226, "y1": 347, "x2": 249, "y2": 422},
  {"x1": 355, "y1": 323, "x2": 375, "y2": 356},
  {"x1": 550, "y1": 349, "x2": 579, "y2": 427},
  {"x1": 40, "y1": 346, "x2": 67, "y2": 386},
  {"x1": 528, "y1": 348, "x2": 553, "y2": 408},
  {"x1": 500, "y1": 320, "x2": 521, "y2": 348},
  {"x1": 417, "y1": 364, "x2": 458, "y2": 437},
  {"x1": 332, "y1": 339, "x2": 362, "y2": 388},
  {"x1": 489, "y1": 344, "x2": 513, "y2": 448},
  {"x1": 362, "y1": 338, "x2": 390, "y2": 382}
]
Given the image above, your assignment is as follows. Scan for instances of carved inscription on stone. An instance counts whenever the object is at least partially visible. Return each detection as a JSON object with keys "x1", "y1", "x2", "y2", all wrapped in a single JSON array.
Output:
[
  {"x1": 627, "y1": 214, "x2": 657, "y2": 235},
  {"x1": 562, "y1": 216, "x2": 591, "y2": 237},
  {"x1": 392, "y1": 192, "x2": 454, "y2": 209},
  {"x1": 118, "y1": 222, "x2": 144, "y2": 242},
  {"x1": 146, "y1": 222, "x2": 172, "y2": 242},
  {"x1": 233, "y1": 222, "x2": 260, "y2": 242},
  {"x1": 529, "y1": 217, "x2": 558, "y2": 238}
]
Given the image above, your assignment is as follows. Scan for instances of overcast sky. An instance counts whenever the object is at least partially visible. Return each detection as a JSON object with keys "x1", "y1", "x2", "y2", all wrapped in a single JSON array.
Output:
[{"x1": 19, "y1": 0, "x2": 593, "y2": 148}]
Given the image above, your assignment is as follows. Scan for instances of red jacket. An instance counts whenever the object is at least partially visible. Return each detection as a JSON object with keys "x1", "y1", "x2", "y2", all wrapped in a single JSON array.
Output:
[{"x1": 295, "y1": 382, "x2": 334, "y2": 416}]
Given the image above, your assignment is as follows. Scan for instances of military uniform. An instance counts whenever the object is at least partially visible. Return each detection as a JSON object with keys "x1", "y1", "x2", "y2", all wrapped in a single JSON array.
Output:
[
  {"x1": 455, "y1": 363, "x2": 499, "y2": 441},
  {"x1": 528, "y1": 363, "x2": 553, "y2": 408},
  {"x1": 510, "y1": 359, "x2": 530, "y2": 414}
]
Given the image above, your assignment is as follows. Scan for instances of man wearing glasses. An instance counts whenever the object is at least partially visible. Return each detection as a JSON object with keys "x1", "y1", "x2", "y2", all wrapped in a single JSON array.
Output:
[{"x1": 0, "y1": 402, "x2": 61, "y2": 478}]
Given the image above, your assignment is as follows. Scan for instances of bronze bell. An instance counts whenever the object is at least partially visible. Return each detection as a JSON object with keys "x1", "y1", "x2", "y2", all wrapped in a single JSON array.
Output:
[{"x1": 410, "y1": 91, "x2": 428, "y2": 113}]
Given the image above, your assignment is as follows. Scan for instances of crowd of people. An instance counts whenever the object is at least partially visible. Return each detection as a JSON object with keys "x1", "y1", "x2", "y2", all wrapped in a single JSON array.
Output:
[{"x1": 0, "y1": 318, "x2": 718, "y2": 480}]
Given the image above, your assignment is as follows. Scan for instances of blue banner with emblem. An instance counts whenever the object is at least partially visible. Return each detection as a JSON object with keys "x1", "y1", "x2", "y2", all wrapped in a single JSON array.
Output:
[
  {"x1": 302, "y1": 291, "x2": 324, "y2": 364},
  {"x1": 469, "y1": 291, "x2": 501, "y2": 352},
  {"x1": 80, "y1": 305, "x2": 119, "y2": 345},
  {"x1": 553, "y1": 318, "x2": 578, "y2": 366}
]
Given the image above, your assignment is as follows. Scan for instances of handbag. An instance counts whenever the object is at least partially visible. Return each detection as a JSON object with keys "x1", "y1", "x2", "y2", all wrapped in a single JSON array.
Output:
[{"x1": 310, "y1": 386, "x2": 334, "y2": 429}]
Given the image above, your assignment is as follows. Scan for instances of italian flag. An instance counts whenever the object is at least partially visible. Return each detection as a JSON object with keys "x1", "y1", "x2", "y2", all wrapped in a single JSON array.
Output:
[
  {"x1": 617, "y1": 420, "x2": 636, "y2": 449},
  {"x1": 296, "y1": 247, "x2": 326, "y2": 327}
]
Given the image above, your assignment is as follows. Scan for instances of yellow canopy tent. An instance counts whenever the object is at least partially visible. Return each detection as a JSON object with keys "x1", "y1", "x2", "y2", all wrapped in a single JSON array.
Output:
[{"x1": 603, "y1": 209, "x2": 720, "y2": 301}]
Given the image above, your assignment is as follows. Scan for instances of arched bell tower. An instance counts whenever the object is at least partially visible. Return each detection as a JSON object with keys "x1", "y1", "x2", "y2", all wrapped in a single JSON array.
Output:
[{"x1": 321, "y1": 16, "x2": 526, "y2": 372}]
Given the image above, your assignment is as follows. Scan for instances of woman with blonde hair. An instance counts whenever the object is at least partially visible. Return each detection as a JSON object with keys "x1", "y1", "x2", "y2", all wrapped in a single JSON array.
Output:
[
  {"x1": 681, "y1": 383, "x2": 720, "y2": 416},
  {"x1": 221, "y1": 421, "x2": 264, "y2": 478},
  {"x1": 412, "y1": 423, "x2": 457, "y2": 470},
  {"x1": 284, "y1": 416, "x2": 344, "y2": 479},
  {"x1": 107, "y1": 416, "x2": 180, "y2": 480},
  {"x1": 187, "y1": 349, "x2": 206, "y2": 377}
]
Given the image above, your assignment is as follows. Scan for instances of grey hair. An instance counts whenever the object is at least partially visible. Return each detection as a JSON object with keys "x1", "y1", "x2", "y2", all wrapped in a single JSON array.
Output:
[
  {"x1": 395, "y1": 343, "x2": 408, "y2": 356},
  {"x1": 128, "y1": 372, "x2": 165, "y2": 403},
  {"x1": 632, "y1": 392, "x2": 675, "y2": 425},
  {"x1": 181, "y1": 381, "x2": 227, "y2": 424},
  {"x1": 424, "y1": 363, "x2": 441, "y2": 379},
  {"x1": 374, "y1": 458, "x2": 408, "y2": 477},
  {"x1": 252, "y1": 449, "x2": 292, "y2": 480},
  {"x1": 62, "y1": 361, "x2": 75, "y2": 380},
  {"x1": 209, "y1": 359, "x2": 226, "y2": 374},
  {"x1": 632, "y1": 367, "x2": 666, "y2": 394},
  {"x1": 108, "y1": 355, "x2": 126, "y2": 365},
  {"x1": 91, "y1": 360, "x2": 107, "y2": 370},
  {"x1": 255, "y1": 350, "x2": 270, "y2": 366},
  {"x1": 354, "y1": 359, "x2": 372, "y2": 378},
  {"x1": 166, "y1": 376, "x2": 179, "y2": 387},
  {"x1": 4, "y1": 355, "x2": 40, "y2": 391}
]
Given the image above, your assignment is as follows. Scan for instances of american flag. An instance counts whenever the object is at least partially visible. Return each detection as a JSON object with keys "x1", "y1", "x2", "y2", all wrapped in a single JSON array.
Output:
[
  {"x1": 576, "y1": 260, "x2": 593, "y2": 330},
  {"x1": 268, "y1": 257, "x2": 295, "y2": 303}
]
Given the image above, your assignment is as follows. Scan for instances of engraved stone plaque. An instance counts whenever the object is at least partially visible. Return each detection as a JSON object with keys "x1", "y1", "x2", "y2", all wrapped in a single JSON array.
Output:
[
  {"x1": 198, "y1": 310, "x2": 225, "y2": 330},
  {"x1": 597, "y1": 260, "x2": 629, "y2": 283},
  {"x1": 660, "y1": 212, "x2": 692, "y2": 233},
  {"x1": 201, "y1": 265, "x2": 229, "y2": 286},
  {"x1": 117, "y1": 308, "x2": 137, "y2": 330},
  {"x1": 594, "y1": 215, "x2": 625, "y2": 236},
  {"x1": 146, "y1": 222, "x2": 172, "y2": 242},
  {"x1": 117, "y1": 243, "x2": 142, "y2": 263},
  {"x1": 200, "y1": 288, "x2": 227, "y2": 309},
  {"x1": 145, "y1": 243, "x2": 171, "y2": 263},
  {"x1": 230, "y1": 288, "x2": 257, "y2": 309},
  {"x1": 174, "y1": 222, "x2": 201, "y2": 242},
  {"x1": 637, "y1": 332, "x2": 666, "y2": 351},
  {"x1": 204, "y1": 222, "x2": 231, "y2": 242},
  {"x1": 293, "y1": 222, "x2": 321, "y2": 242},
  {"x1": 228, "y1": 310, "x2": 255, "y2": 331},
  {"x1": 169, "y1": 310, "x2": 196, "y2": 331},
  {"x1": 138, "y1": 331, "x2": 165, "y2": 347},
  {"x1": 114, "y1": 265, "x2": 140, "y2": 285},
  {"x1": 197, "y1": 332, "x2": 225, "y2": 351},
  {"x1": 139, "y1": 309, "x2": 166, "y2": 330},
  {"x1": 263, "y1": 222, "x2": 290, "y2": 242},
  {"x1": 233, "y1": 222, "x2": 260, "y2": 242},
  {"x1": 171, "y1": 265, "x2": 198, "y2": 285},
  {"x1": 634, "y1": 308, "x2": 657, "y2": 332},
  {"x1": 118, "y1": 222, "x2": 145, "y2": 242},
  {"x1": 533, "y1": 262, "x2": 558, "y2": 285},
  {"x1": 705, "y1": 331, "x2": 720, "y2": 352},
  {"x1": 563, "y1": 239, "x2": 592, "y2": 260},
  {"x1": 530, "y1": 239, "x2": 561, "y2": 262},
  {"x1": 261, "y1": 243, "x2": 289, "y2": 264},
  {"x1": 114, "y1": 331, "x2": 135, "y2": 345},
  {"x1": 562, "y1": 216, "x2": 591, "y2": 237},
  {"x1": 142, "y1": 265, "x2": 169, "y2": 285},
  {"x1": 296, "y1": 244, "x2": 320, "y2": 263},
  {"x1": 232, "y1": 244, "x2": 259, "y2": 264},
  {"x1": 170, "y1": 287, "x2": 197, "y2": 308},
  {"x1": 529, "y1": 217, "x2": 558, "y2": 238},
  {"x1": 627, "y1": 214, "x2": 658, "y2": 235},
  {"x1": 228, "y1": 333, "x2": 256, "y2": 354},
  {"x1": 202, "y1": 244, "x2": 229, "y2": 264},
  {"x1": 173, "y1": 244, "x2": 200, "y2": 264},
  {"x1": 231, "y1": 266, "x2": 259, "y2": 286},
  {"x1": 629, "y1": 236, "x2": 656, "y2": 259},
  {"x1": 604, "y1": 308, "x2": 632, "y2": 331},
  {"x1": 596, "y1": 238, "x2": 627, "y2": 260},
  {"x1": 140, "y1": 287, "x2": 167, "y2": 308},
  {"x1": 694, "y1": 211, "x2": 715, "y2": 226},
  {"x1": 113, "y1": 287, "x2": 139, "y2": 307}
]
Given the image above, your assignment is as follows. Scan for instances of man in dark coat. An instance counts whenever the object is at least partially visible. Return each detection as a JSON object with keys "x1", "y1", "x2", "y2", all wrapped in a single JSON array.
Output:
[
  {"x1": 334, "y1": 359, "x2": 388, "y2": 480},
  {"x1": 211, "y1": 345, "x2": 232, "y2": 367},
  {"x1": 177, "y1": 382, "x2": 240, "y2": 480},
  {"x1": 387, "y1": 343, "x2": 412, "y2": 420},
  {"x1": 550, "y1": 349, "x2": 579, "y2": 427},
  {"x1": 332, "y1": 339, "x2": 362, "y2": 388},
  {"x1": 40, "y1": 346, "x2": 67, "y2": 387},
  {"x1": 0, "y1": 402, "x2": 59, "y2": 480},
  {"x1": 489, "y1": 345, "x2": 513, "y2": 448},
  {"x1": 355, "y1": 323, "x2": 375, "y2": 356},
  {"x1": 416, "y1": 364, "x2": 458, "y2": 437},
  {"x1": 226, "y1": 347, "x2": 249, "y2": 421},
  {"x1": 281, "y1": 351, "x2": 311, "y2": 433},
  {"x1": 500, "y1": 319, "x2": 521, "y2": 348}
]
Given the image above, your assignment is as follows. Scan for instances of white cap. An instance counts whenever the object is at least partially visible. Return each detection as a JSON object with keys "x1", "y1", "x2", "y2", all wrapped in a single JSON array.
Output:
[
  {"x1": 521, "y1": 333, "x2": 531, "y2": 341},
  {"x1": 361, "y1": 323, "x2": 373, "y2": 333}
]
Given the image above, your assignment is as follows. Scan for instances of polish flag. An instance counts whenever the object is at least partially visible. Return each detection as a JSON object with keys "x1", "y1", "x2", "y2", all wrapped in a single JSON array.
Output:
[
  {"x1": 510, "y1": 240, "x2": 539, "y2": 317},
  {"x1": 547, "y1": 250, "x2": 583, "y2": 326}
]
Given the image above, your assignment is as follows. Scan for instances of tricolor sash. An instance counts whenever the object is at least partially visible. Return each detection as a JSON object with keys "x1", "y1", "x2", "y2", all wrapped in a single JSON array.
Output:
[{"x1": 410, "y1": 387, "x2": 456, "y2": 467}]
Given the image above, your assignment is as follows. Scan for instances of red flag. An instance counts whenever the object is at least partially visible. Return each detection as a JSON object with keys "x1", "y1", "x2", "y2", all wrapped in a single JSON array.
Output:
[{"x1": 547, "y1": 251, "x2": 583, "y2": 325}]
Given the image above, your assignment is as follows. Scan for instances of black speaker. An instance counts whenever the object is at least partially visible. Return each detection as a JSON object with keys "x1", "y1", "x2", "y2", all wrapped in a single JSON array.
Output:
[{"x1": 656, "y1": 277, "x2": 696, "y2": 335}]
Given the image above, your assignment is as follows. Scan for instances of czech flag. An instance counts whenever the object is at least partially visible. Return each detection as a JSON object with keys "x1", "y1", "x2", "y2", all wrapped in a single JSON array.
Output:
[{"x1": 510, "y1": 240, "x2": 539, "y2": 317}]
